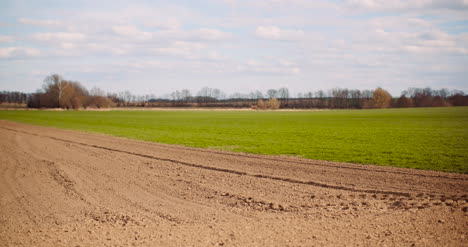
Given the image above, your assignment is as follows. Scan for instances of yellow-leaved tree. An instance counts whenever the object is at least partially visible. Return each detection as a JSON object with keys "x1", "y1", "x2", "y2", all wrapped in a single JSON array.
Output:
[{"x1": 371, "y1": 88, "x2": 392, "y2": 108}]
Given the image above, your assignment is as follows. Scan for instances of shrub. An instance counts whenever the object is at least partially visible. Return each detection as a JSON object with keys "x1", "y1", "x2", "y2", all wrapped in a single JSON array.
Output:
[
  {"x1": 257, "y1": 99, "x2": 267, "y2": 109},
  {"x1": 371, "y1": 88, "x2": 392, "y2": 108},
  {"x1": 88, "y1": 96, "x2": 114, "y2": 108},
  {"x1": 257, "y1": 98, "x2": 280, "y2": 110},
  {"x1": 396, "y1": 95, "x2": 414, "y2": 108},
  {"x1": 266, "y1": 98, "x2": 280, "y2": 109}
]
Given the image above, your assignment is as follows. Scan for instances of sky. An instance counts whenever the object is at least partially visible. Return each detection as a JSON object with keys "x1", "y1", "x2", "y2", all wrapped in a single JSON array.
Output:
[{"x1": 1, "y1": 0, "x2": 467, "y2": 97}]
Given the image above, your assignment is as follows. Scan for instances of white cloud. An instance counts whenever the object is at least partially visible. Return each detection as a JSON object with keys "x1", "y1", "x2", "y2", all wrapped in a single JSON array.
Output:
[
  {"x1": 32, "y1": 32, "x2": 86, "y2": 42},
  {"x1": 255, "y1": 26, "x2": 304, "y2": 41},
  {"x1": 279, "y1": 59, "x2": 298, "y2": 67},
  {"x1": 155, "y1": 28, "x2": 233, "y2": 41},
  {"x1": 18, "y1": 18, "x2": 61, "y2": 27},
  {"x1": 145, "y1": 18, "x2": 181, "y2": 30},
  {"x1": 222, "y1": 0, "x2": 338, "y2": 9},
  {"x1": 377, "y1": 29, "x2": 467, "y2": 55},
  {"x1": 242, "y1": 59, "x2": 301, "y2": 75},
  {"x1": 192, "y1": 28, "x2": 232, "y2": 41},
  {"x1": 111, "y1": 25, "x2": 152, "y2": 40},
  {"x1": 0, "y1": 47, "x2": 41, "y2": 58},
  {"x1": 60, "y1": 42, "x2": 76, "y2": 50},
  {"x1": 112, "y1": 25, "x2": 140, "y2": 36},
  {"x1": 0, "y1": 35, "x2": 14, "y2": 43},
  {"x1": 110, "y1": 25, "x2": 230, "y2": 42},
  {"x1": 347, "y1": 0, "x2": 468, "y2": 11},
  {"x1": 2, "y1": 1, "x2": 467, "y2": 95},
  {"x1": 86, "y1": 43, "x2": 129, "y2": 55},
  {"x1": 368, "y1": 17, "x2": 434, "y2": 32},
  {"x1": 153, "y1": 41, "x2": 205, "y2": 58}
]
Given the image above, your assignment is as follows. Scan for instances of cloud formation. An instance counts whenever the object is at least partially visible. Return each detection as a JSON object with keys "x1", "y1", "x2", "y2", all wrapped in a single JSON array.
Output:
[
  {"x1": 0, "y1": 0, "x2": 467, "y2": 95},
  {"x1": 18, "y1": 18, "x2": 61, "y2": 27},
  {"x1": 347, "y1": 0, "x2": 468, "y2": 11},
  {"x1": 0, "y1": 35, "x2": 14, "y2": 43},
  {"x1": 255, "y1": 26, "x2": 305, "y2": 41},
  {"x1": 32, "y1": 32, "x2": 86, "y2": 42},
  {"x1": 0, "y1": 47, "x2": 40, "y2": 58}
]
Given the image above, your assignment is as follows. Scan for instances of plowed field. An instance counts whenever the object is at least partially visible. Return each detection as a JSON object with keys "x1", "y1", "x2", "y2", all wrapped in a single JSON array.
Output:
[{"x1": 0, "y1": 120, "x2": 467, "y2": 246}]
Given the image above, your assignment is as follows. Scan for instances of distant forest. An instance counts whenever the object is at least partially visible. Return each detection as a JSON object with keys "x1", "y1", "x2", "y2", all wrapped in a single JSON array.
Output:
[{"x1": 1, "y1": 74, "x2": 467, "y2": 109}]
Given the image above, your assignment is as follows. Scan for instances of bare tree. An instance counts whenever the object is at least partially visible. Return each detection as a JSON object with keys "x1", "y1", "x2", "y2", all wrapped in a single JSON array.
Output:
[
  {"x1": 212, "y1": 88, "x2": 222, "y2": 100},
  {"x1": 180, "y1": 89, "x2": 192, "y2": 102},
  {"x1": 278, "y1": 87, "x2": 289, "y2": 99},
  {"x1": 0, "y1": 91, "x2": 29, "y2": 104},
  {"x1": 230, "y1": 92, "x2": 248, "y2": 99},
  {"x1": 43, "y1": 74, "x2": 65, "y2": 107},
  {"x1": 40, "y1": 74, "x2": 89, "y2": 109},
  {"x1": 197, "y1": 87, "x2": 212, "y2": 103},
  {"x1": 90, "y1": 87, "x2": 106, "y2": 97},
  {"x1": 396, "y1": 95, "x2": 414, "y2": 108},
  {"x1": 266, "y1": 89, "x2": 277, "y2": 99},
  {"x1": 196, "y1": 87, "x2": 224, "y2": 103},
  {"x1": 124, "y1": 91, "x2": 133, "y2": 105},
  {"x1": 254, "y1": 90, "x2": 264, "y2": 99},
  {"x1": 171, "y1": 90, "x2": 181, "y2": 102}
]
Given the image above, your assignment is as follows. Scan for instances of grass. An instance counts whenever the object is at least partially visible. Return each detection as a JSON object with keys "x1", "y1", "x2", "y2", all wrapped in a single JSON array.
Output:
[{"x1": 1, "y1": 107, "x2": 467, "y2": 173}]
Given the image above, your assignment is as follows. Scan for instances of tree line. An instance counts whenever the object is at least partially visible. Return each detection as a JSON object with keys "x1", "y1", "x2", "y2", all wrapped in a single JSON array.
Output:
[
  {"x1": 25, "y1": 74, "x2": 113, "y2": 109},
  {"x1": 1, "y1": 74, "x2": 467, "y2": 109},
  {"x1": 0, "y1": 91, "x2": 29, "y2": 105}
]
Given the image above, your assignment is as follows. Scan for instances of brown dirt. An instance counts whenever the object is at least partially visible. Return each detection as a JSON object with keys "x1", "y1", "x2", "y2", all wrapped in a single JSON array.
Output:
[{"x1": 0, "y1": 120, "x2": 466, "y2": 247}]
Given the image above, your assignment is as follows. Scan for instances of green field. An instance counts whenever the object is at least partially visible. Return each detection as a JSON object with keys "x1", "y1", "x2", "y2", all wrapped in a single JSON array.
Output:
[{"x1": 1, "y1": 107, "x2": 467, "y2": 173}]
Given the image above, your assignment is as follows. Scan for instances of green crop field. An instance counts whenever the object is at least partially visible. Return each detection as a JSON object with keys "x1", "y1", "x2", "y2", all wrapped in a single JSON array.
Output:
[{"x1": 1, "y1": 107, "x2": 467, "y2": 173}]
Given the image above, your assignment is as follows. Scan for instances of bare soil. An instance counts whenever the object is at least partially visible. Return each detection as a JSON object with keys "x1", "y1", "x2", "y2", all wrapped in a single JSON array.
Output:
[{"x1": 0, "y1": 120, "x2": 466, "y2": 246}]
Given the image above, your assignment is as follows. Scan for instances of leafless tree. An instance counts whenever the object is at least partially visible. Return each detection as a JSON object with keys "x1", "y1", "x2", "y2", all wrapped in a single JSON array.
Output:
[
  {"x1": 266, "y1": 89, "x2": 277, "y2": 99},
  {"x1": 254, "y1": 90, "x2": 264, "y2": 99},
  {"x1": 180, "y1": 89, "x2": 192, "y2": 102},
  {"x1": 90, "y1": 87, "x2": 106, "y2": 97},
  {"x1": 278, "y1": 87, "x2": 289, "y2": 99},
  {"x1": 43, "y1": 74, "x2": 66, "y2": 107}
]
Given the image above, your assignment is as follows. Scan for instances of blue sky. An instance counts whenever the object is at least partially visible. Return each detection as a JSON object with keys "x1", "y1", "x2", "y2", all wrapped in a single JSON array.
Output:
[{"x1": 1, "y1": 0, "x2": 467, "y2": 97}]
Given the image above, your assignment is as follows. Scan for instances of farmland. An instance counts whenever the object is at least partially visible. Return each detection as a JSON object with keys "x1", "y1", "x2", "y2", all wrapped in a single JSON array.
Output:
[
  {"x1": 1, "y1": 120, "x2": 467, "y2": 246},
  {"x1": 1, "y1": 107, "x2": 467, "y2": 173}
]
